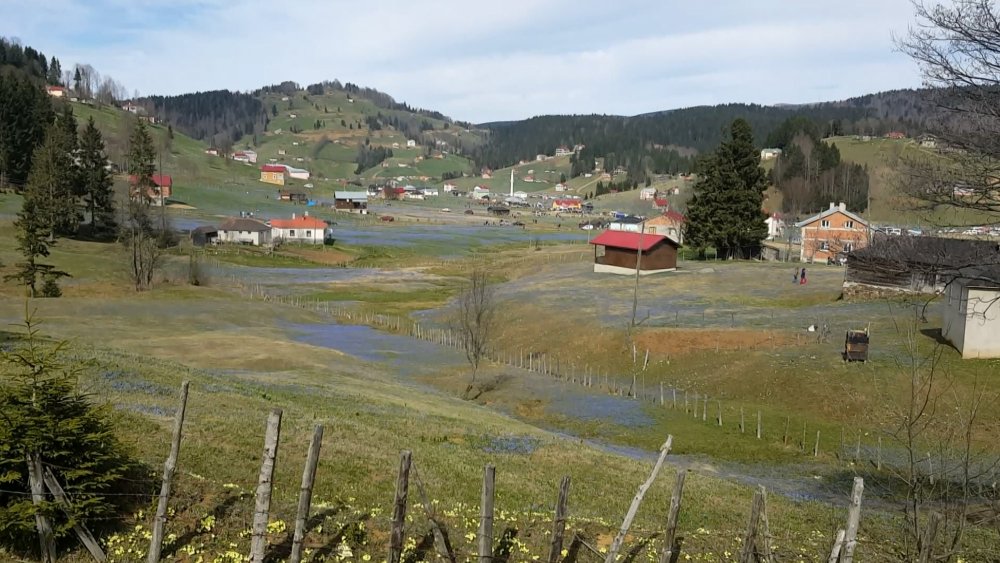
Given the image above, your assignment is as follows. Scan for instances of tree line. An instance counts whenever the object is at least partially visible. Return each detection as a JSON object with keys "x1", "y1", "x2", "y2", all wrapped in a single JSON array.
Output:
[
  {"x1": 355, "y1": 145, "x2": 394, "y2": 174},
  {"x1": 769, "y1": 125, "x2": 870, "y2": 215},
  {"x1": 139, "y1": 90, "x2": 268, "y2": 148}
]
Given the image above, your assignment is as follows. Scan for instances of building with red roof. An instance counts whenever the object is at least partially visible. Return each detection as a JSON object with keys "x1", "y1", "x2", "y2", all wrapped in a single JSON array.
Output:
[
  {"x1": 128, "y1": 174, "x2": 172, "y2": 205},
  {"x1": 260, "y1": 164, "x2": 286, "y2": 186},
  {"x1": 270, "y1": 213, "x2": 328, "y2": 244},
  {"x1": 589, "y1": 230, "x2": 679, "y2": 275},
  {"x1": 551, "y1": 198, "x2": 582, "y2": 212},
  {"x1": 46, "y1": 85, "x2": 67, "y2": 97}
]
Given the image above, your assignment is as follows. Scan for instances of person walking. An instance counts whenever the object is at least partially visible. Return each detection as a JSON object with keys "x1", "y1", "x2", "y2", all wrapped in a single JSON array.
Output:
[
  {"x1": 793, "y1": 268, "x2": 799, "y2": 284},
  {"x1": 800, "y1": 267, "x2": 807, "y2": 285}
]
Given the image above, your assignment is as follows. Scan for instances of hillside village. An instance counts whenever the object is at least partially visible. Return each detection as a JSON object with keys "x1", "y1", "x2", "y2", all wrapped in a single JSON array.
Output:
[{"x1": 2, "y1": 5, "x2": 1000, "y2": 562}]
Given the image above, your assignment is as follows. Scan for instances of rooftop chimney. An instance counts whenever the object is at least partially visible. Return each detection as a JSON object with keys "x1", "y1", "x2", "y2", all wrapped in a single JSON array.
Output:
[
  {"x1": 292, "y1": 213, "x2": 296, "y2": 219},
  {"x1": 829, "y1": 202, "x2": 836, "y2": 210},
  {"x1": 839, "y1": 202, "x2": 846, "y2": 211}
]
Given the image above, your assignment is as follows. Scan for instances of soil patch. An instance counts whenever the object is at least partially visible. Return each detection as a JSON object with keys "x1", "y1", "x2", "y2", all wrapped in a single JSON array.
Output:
[
  {"x1": 283, "y1": 247, "x2": 354, "y2": 265},
  {"x1": 636, "y1": 327, "x2": 797, "y2": 356}
]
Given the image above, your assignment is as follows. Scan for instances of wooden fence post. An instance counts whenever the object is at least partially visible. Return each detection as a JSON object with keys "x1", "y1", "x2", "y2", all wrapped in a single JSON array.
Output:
[
  {"x1": 42, "y1": 468, "x2": 107, "y2": 562},
  {"x1": 717, "y1": 401, "x2": 722, "y2": 426},
  {"x1": 839, "y1": 477, "x2": 865, "y2": 563},
  {"x1": 828, "y1": 530, "x2": 846, "y2": 563},
  {"x1": 658, "y1": 471, "x2": 685, "y2": 563},
  {"x1": 149, "y1": 380, "x2": 189, "y2": 563},
  {"x1": 740, "y1": 407, "x2": 745, "y2": 433},
  {"x1": 479, "y1": 464, "x2": 496, "y2": 563},
  {"x1": 27, "y1": 453, "x2": 56, "y2": 563},
  {"x1": 289, "y1": 424, "x2": 324, "y2": 563},
  {"x1": 604, "y1": 436, "x2": 673, "y2": 563},
  {"x1": 388, "y1": 451, "x2": 413, "y2": 563},
  {"x1": 249, "y1": 410, "x2": 283, "y2": 563},
  {"x1": 738, "y1": 487, "x2": 765, "y2": 563},
  {"x1": 814, "y1": 431, "x2": 821, "y2": 457},
  {"x1": 547, "y1": 476, "x2": 571, "y2": 563},
  {"x1": 412, "y1": 463, "x2": 457, "y2": 563},
  {"x1": 756, "y1": 411, "x2": 762, "y2": 440}
]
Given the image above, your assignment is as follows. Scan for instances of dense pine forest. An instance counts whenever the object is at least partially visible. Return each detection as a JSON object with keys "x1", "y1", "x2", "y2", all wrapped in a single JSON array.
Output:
[{"x1": 139, "y1": 90, "x2": 268, "y2": 148}]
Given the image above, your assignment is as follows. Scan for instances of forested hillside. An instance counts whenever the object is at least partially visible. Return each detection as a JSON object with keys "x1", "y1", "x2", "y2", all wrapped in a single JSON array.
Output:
[{"x1": 139, "y1": 90, "x2": 267, "y2": 149}]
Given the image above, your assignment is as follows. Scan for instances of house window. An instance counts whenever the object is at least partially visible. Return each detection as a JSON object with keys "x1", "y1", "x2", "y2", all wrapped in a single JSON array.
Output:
[
  {"x1": 821, "y1": 219, "x2": 831, "y2": 228},
  {"x1": 844, "y1": 242, "x2": 854, "y2": 252},
  {"x1": 845, "y1": 220, "x2": 854, "y2": 228},
  {"x1": 820, "y1": 241, "x2": 830, "y2": 251},
  {"x1": 306, "y1": 230, "x2": 312, "y2": 238},
  {"x1": 289, "y1": 229, "x2": 296, "y2": 237}
]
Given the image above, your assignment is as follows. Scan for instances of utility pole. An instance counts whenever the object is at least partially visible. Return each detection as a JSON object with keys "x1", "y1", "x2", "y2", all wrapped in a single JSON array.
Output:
[{"x1": 631, "y1": 220, "x2": 646, "y2": 326}]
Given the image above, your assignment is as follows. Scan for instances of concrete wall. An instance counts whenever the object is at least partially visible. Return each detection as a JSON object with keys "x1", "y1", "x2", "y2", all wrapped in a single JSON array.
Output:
[
  {"x1": 594, "y1": 263, "x2": 675, "y2": 275},
  {"x1": 942, "y1": 280, "x2": 1000, "y2": 359}
]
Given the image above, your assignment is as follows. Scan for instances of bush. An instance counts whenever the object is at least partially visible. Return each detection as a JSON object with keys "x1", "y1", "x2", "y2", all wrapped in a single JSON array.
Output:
[{"x1": 40, "y1": 275, "x2": 61, "y2": 297}]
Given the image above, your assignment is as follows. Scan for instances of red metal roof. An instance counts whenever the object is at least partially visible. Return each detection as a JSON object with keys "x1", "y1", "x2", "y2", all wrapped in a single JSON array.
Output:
[
  {"x1": 553, "y1": 198, "x2": 581, "y2": 206},
  {"x1": 128, "y1": 174, "x2": 172, "y2": 187},
  {"x1": 663, "y1": 209, "x2": 686, "y2": 223},
  {"x1": 260, "y1": 165, "x2": 286, "y2": 173},
  {"x1": 270, "y1": 216, "x2": 326, "y2": 229},
  {"x1": 589, "y1": 230, "x2": 672, "y2": 251}
]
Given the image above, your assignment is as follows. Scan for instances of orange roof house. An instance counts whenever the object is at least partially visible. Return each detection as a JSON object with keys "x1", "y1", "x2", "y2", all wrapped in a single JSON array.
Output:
[{"x1": 128, "y1": 174, "x2": 172, "y2": 204}]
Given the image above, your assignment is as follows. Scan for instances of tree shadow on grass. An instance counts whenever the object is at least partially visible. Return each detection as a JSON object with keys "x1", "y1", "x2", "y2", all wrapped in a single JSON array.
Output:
[
  {"x1": 264, "y1": 505, "x2": 343, "y2": 563},
  {"x1": 162, "y1": 491, "x2": 247, "y2": 559},
  {"x1": 621, "y1": 535, "x2": 654, "y2": 563}
]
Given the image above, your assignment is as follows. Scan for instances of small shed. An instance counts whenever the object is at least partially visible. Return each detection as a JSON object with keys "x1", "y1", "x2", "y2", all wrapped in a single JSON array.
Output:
[
  {"x1": 278, "y1": 190, "x2": 308, "y2": 203},
  {"x1": 190, "y1": 225, "x2": 218, "y2": 247},
  {"x1": 588, "y1": 230, "x2": 679, "y2": 275},
  {"x1": 942, "y1": 275, "x2": 1000, "y2": 359},
  {"x1": 334, "y1": 191, "x2": 369, "y2": 210},
  {"x1": 844, "y1": 330, "x2": 869, "y2": 362},
  {"x1": 487, "y1": 205, "x2": 511, "y2": 216}
]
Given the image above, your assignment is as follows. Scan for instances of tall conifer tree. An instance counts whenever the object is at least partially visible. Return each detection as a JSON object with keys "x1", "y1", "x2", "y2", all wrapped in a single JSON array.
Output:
[{"x1": 78, "y1": 117, "x2": 116, "y2": 237}]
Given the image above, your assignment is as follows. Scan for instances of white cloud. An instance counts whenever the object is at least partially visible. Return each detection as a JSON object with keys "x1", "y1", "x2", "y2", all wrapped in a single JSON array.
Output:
[{"x1": 0, "y1": 0, "x2": 923, "y2": 121}]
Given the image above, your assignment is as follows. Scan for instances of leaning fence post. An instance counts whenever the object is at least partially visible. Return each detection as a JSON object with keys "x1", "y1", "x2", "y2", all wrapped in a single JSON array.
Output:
[
  {"x1": 658, "y1": 471, "x2": 686, "y2": 563},
  {"x1": 27, "y1": 454, "x2": 56, "y2": 563},
  {"x1": 249, "y1": 410, "x2": 283, "y2": 563},
  {"x1": 547, "y1": 476, "x2": 571, "y2": 563},
  {"x1": 756, "y1": 411, "x2": 762, "y2": 439},
  {"x1": 289, "y1": 424, "x2": 324, "y2": 563},
  {"x1": 814, "y1": 431, "x2": 821, "y2": 457},
  {"x1": 828, "y1": 529, "x2": 846, "y2": 563},
  {"x1": 388, "y1": 450, "x2": 413, "y2": 563},
  {"x1": 478, "y1": 464, "x2": 496, "y2": 563},
  {"x1": 917, "y1": 512, "x2": 943, "y2": 563},
  {"x1": 840, "y1": 477, "x2": 865, "y2": 563},
  {"x1": 42, "y1": 468, "x2": 107, "y2": 562},
  {"x1": 604, "y1": 436, "x2": 673, "y2": 563},
  {"x1": 148, "y1": 381, "x2": 189, "y2": 563}
]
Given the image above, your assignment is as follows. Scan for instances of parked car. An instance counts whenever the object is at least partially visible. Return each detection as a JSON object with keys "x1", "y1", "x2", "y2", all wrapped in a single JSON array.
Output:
[{"x1": 441, "y1": 208, "x2": 451, "y2": 213}]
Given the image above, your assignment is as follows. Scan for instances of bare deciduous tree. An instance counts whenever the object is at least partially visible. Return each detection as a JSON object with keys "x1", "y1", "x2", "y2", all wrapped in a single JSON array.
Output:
[
  {"x1": 454, "y1": 270, "x2": 496, "y2": 390},
  {"x1": 121, "y1": 199, "x2": 161, "y2": 291},
  {"x1": 897, "y1": 0, "x2": 1000, "y2": 219}
]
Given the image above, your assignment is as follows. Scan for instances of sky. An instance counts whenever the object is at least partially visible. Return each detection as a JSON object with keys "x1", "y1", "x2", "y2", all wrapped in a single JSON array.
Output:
[{"x1": 2, "y1": 0, "x2": 925, "y2": 123}]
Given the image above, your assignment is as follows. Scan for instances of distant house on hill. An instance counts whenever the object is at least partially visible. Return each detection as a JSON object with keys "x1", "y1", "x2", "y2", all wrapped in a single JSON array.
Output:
[
  {"x1": 589, "y1": 230, "x2": 679, "y2": 275},
  {"x1": 260, "y1": 165, "x2": 286, "y2": 186},
  {"x1": 128, "y1": 174, "x2": 172, "y2": 206},
  {"x1": 46, "y1": 85, "x2": 67, "y2": 97},
  {"x1": 217, "y1": 217, "x2": 272, "y2": 246},
  {"x1": 555, "y1": 146, "x2": 572, "y2": 157},
  {"x1": 406, "y1": 139, "x2": 417, "y2": 148},
  {"x1": 233, "y1": 150, "x2": 258, "y2": 164},
  {"x1": 204, "y1": 148, "x2": 219, "y2": 156},
  {"x1": 794, "y1": 202, "x2": 869, "y2": 263},
  {"x1": 271, "y1": 213, "x2": 327, "y2": 245},
  {"x1": 645, "y1": 210, "x2": 685, "y2": 245},
  {"x1": 285, "y1": 166, "x2": 310, "y2": 180},
  {"x1": 760, "y1": 148, "x2": 782, "y2": 160},
  {"x1": 190, "y1": 225, "x2": 218, "y2": 247},
  {"x1": 886, "y1": 131, "x2": 907, "y2": 140},
  {"x1": 639, "y1": 187, "x2": 657, "y2": 200}
]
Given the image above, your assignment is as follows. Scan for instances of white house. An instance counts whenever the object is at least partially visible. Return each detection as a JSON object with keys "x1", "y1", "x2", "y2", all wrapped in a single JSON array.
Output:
[
  {"x1": 765, "y1": 212, "x2": 785, "y2": 240},
  {"x1": 609, "y1": 216, "x2": 645, "y2": 233},
  {"x1": 406, "y1": 139, "x2": 417, "y2": 148},
  {"x1": 422, "y1": 188, "x2": 439, "y2": 196},
  {"x1": 942, "y1": 276, "x2": 1000, "y2": 358},
  {"x1": 639, "y1": 187, "x2": 657, "y2": 201},
  {"x1": 760, "y1": 148, "x2": 783, "y2": 160},
  {"x1": 555, "y1": 146, "x2": 572, "y2": 157},
  {"x1": 217, "y1": 217, "x2": 272, "y2": 246},
  {"x1": 233, "y1": 150, "x2": 258, "y2": 164},
  {"x1": 470, "y1": 186, "x2": 491, "y2": 200},
  {"x1": 285, "y1": 166, "x2": 310, "y2": 180},
  {"x1": 443, "y1": 182, "x2": 457, "y2": 192},
  {"x1": 270, "y1": 214, "x2": 327, "y2": 245}
]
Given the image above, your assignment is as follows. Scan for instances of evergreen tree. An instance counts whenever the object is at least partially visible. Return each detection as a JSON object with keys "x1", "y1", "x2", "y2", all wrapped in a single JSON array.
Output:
[
  {"x1": 0, "y1": 73, "x2": 54, "y2": 188},
  {"x1": 47, "y1": 56, "x2": 61, "y2": 85},
  {"x1": 72, "y1": 67, "x2": 81, "y2": 92},
  {"x1": 78, "y1": 117, "x2": 116, "y2": 237},
  {"x1": 684, "y1": 118, "x2": 768, "y2": 259},
  {"x1": 127, "y1": 120, "x2": 156, "y2": 204},
  {"x1": 0, "y1": 312, "x2": 144, "y2": 553}
]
